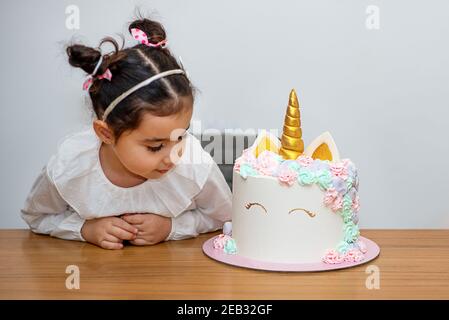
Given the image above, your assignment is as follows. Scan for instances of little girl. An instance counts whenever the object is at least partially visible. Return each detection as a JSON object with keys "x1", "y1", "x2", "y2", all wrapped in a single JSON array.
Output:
[{"x1": 21, "y1": 18, "x2": 232, "y2": 250}]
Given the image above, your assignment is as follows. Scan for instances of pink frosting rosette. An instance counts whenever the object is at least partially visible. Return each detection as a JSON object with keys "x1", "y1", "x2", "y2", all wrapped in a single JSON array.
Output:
[
  {"x1": 297, "y1": 155, "x2": 314, "y2": 167},
  {"x1": 324, "y1": 188, "x2": 345, "y2": 212},
  {"x1": 343, "y1": 249, "x2": 365, "y2": 262},
  {"x1": 234, "y1": 157, "x2": 243, "y2": 172},
  {"x1": 322, "y1": 249, "x2": 344, "y2": 264},
  {"x1": 331, "y1": 195, "x2": 343, "y2": 212},
  {"x1": 324, "y1": 188, "x2": 338, "y2": 206},
  {"x1": 277, "y1": 167, "x2": 298, "y2": 186},
  {"x1": 213, "y1": 234, "x2": 232, "y2": 250},
  {"x1": 234, "y1": 149, "x2": 258, "y2": 172},
  {"x1": 330, "y1": 162, "x2": 349, "y2": 180},
  {"x1": 255, "y1": 151, "x2": 280, "y2": 176}
]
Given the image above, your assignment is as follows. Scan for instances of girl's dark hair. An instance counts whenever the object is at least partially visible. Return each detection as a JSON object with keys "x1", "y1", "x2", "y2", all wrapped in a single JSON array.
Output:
[{"x1": 66, "y1": 17, "x2": 194, "y2": 139}]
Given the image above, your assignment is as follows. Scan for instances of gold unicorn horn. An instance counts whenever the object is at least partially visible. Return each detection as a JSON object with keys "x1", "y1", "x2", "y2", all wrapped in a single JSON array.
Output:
[{"x1": 279, "y1": 89, "x2": 304, "y2": 160}]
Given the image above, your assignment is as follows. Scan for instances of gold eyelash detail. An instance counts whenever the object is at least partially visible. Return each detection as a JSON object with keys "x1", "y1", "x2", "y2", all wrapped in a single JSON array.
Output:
[
  {"x1": 245, "y1": 202, "x2": 268, "y2": 214},
  {"x1": 288, "y1": 208, "x2": 316, "y2": 218}
]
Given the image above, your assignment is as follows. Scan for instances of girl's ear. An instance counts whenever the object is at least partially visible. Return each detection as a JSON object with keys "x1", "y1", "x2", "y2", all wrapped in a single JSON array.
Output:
[{"x1": 93, "y1": 120, "x2": 115, "y2": 144}]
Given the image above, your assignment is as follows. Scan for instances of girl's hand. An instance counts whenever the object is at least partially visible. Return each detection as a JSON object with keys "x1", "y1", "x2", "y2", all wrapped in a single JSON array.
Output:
[
  {"x1": 81, "y1": 217, "x2": 138, "y2": 250},
  {"x1": 121, "y1": 213, "x2": 172, "y2": 246}
]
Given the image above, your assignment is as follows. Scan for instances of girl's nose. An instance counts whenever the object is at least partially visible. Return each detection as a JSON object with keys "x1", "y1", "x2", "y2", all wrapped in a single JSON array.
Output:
[
  {"x1": 162, "y1": 155, "x2": 173, "y2": 166},
  {"x1": 165, "y1": 142, "x2": 183, "y2": 164}
]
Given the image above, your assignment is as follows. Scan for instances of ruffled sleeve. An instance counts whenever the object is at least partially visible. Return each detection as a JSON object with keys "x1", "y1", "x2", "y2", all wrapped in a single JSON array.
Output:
[{"x1": 21, "y1": 166, "x2": 86, "y2": 241}]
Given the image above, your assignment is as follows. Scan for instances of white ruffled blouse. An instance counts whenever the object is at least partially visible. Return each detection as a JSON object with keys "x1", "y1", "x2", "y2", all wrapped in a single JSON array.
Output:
[{"x1": 21, "y1": 127, "x2": 232, "y2": 242}]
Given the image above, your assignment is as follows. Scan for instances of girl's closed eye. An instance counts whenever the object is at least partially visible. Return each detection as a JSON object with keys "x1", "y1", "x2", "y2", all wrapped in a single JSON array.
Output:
[
  {"x1": 147, "y1": 144, "x2": 164, "y2": 152},
  {"x1": 146, "y1": 134, "x2": 185, "y2": 153}
]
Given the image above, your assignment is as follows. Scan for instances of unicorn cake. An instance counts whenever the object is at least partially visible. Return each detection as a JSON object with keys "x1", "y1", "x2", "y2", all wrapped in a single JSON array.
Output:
[{"x1": 212, "y1": 89, "x2": 369, "y2": 266}]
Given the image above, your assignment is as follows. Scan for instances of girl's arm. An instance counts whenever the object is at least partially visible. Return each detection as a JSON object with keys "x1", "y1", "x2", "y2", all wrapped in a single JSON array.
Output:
[
  {"x1": 166, "y1": 163, "x2": 232, "y2": 241},
  {"x1": 21, "y1": 166, "x2": 86, "y2": 241}
]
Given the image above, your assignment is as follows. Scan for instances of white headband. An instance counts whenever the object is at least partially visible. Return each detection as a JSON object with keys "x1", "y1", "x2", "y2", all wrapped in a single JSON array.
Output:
[{"x1": 101, "y1": 69, "x2": 185, "y2": 121}]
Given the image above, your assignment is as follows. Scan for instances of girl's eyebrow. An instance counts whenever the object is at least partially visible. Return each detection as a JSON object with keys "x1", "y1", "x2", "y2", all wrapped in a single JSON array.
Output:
[{"x1": 141, "y1": 125, "x2": 190, "y2": 143}]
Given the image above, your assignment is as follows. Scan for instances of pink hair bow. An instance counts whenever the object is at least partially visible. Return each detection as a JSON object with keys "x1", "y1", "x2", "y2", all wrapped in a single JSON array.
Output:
[
  {"x1": 82, "y1": 69, "x2": 112, "y2": 91},
  {"x1": 131, "y1": 28, "x2": 167, "y2": 48}
]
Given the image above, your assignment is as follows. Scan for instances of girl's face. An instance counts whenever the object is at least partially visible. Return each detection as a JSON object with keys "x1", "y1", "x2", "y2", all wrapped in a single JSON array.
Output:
[{"x1": 111, "y1": 103, "x2": 193, "y2": 180}]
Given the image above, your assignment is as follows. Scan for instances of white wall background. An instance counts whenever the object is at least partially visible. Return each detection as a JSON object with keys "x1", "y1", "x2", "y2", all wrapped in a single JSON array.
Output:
[{"x1": 1, "y1": 0, "x2": 448, "y2": 228}]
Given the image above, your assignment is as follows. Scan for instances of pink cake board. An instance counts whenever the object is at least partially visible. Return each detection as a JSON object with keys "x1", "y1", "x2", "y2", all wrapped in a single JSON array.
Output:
[{"x1": 203, "y1": 236, "x2": 380, "y2": 272}]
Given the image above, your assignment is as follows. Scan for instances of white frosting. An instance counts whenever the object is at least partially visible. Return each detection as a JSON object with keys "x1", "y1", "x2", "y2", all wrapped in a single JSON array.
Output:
[{"x1": 232, "y1": 171, "x2": 344, "y2": 263}]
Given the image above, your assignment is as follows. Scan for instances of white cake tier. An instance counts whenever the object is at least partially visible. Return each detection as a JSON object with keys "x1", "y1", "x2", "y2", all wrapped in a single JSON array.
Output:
[{"x1": 232, "y1": 171, "x2": 345, "y2": 263}]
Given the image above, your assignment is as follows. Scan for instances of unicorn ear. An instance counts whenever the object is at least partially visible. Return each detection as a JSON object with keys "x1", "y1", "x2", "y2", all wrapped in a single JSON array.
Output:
[
  {"x1": 304, "y1": 132, "x2": 340, "y2": 162},
  {"x1": 251, "y1": 130, "x2": 281, "y2": 157}
]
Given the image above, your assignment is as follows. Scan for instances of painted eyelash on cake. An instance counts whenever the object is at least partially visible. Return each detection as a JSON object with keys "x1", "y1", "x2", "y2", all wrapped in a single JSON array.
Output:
[
  {"x1": 244, "y1": 202, "x2": 268, "y2": 214},
  {"x1": 245, "y1": 203, "x2": 316, "y2": 218},
  {"x1": 288, "y1": 208, "x2": 316, "y2": 218}
]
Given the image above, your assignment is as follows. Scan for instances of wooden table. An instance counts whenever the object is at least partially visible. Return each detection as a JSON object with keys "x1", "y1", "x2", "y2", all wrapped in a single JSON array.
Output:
[{"x1": 0, "y1": 230, "x2": 448, "y2": 299}]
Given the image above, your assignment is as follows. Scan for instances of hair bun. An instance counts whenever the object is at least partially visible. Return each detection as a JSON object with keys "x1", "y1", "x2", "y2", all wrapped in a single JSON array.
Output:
[
  {"x1": 66, "y1": 44, "x2": 101, "y2": 74},
  {"x1": 129, "y1": 18, "x2": 166, "y2": 45}
]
